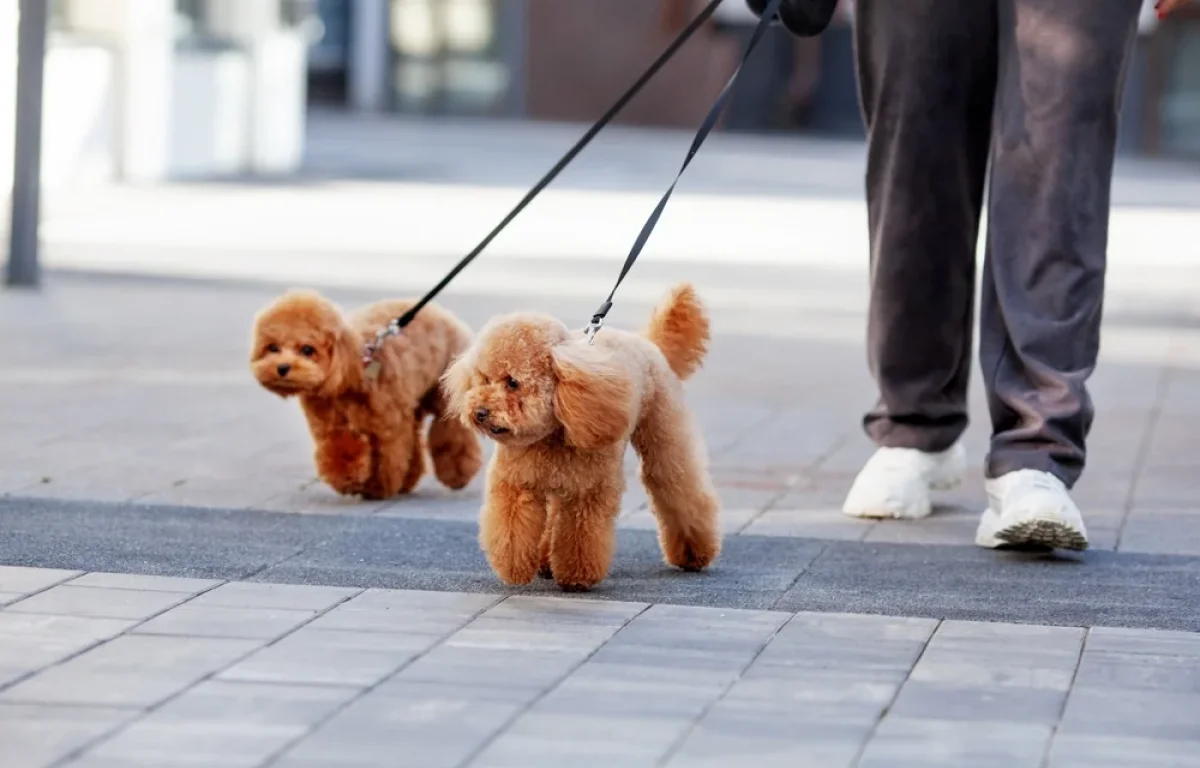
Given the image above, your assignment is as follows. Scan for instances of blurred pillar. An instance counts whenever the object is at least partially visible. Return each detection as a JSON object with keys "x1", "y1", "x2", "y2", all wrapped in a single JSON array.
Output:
[
  {"x1": 6, "y1": 0, "x2": 47, "y2": 288},
  {"x1": 208, "y1": 0, "x2": 308, "y2": 174},
  {"x1": 65, "y1": 0, "x2": 174, "y2": 182},
  {"x1": 350, "y1": 0, "x2": 389, "y2": 111}
]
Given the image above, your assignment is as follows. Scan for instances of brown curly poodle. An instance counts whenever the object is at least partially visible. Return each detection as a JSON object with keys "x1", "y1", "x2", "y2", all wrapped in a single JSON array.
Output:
[
  {"x1": 441, "y1": 283, "x2": 721, "y2": 591},
  {"x1": 250, "y1": 290, "x2": 483, "y2": 500}
]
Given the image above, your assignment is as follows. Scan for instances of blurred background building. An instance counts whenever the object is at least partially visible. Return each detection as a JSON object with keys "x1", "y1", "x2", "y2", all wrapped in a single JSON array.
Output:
[{"x1": 1, "y1": 0, "x2": 1199, "y2": 191}]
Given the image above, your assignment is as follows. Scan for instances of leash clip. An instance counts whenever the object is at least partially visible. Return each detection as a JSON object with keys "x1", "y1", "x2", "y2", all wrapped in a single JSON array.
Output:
[
  {"x1": 362, "y1": 319, "x2": 404, "y2": 378},
  {"x1": 584, "y1": 316, "x2": 604, "y2": 346}
]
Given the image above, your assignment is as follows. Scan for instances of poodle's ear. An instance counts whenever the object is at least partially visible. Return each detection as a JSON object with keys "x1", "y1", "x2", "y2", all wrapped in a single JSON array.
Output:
[
  {"x1": 439, "y1": 348, "x2": 477, "y2": 426},
  {"x1": 320, "y1": 322, "x2": 364, "y2": 396},
  {"x1": 551, "y1": 342, "x2": 636, "y2": 451}
]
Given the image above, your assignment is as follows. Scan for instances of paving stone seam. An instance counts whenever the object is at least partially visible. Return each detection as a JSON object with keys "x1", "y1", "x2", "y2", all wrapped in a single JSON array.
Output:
[
  {"x1": 653, "y1": 607, "x2": 801, "y2": 767},
  {"x1": 454, "y1": 602, "x2": 654, "y2": 768},
  {"x1": 257, "y1": 592, "x2": 506, "y2": 768},
  {"x1": 1115, "y1": 360, "x2": 1174, "y2": 551},
  {"x1": 848, "y1": 618, "x2": 944, "y2": 768},
  {"x1": 48, "y1": 581, "x2": 368, "y2": 768},
  {"x1": 0, "y1": 574, "x2": 232, "y2": 698},
  {"x1": 1039, "y1": 626, "x2": 1092, "y2": 768},
  {"x1": 767, "y1": 541, "x2": 832, "y2": 613}
]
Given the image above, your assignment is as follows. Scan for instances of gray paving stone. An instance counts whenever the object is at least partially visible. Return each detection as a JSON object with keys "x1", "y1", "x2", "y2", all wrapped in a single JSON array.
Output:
[
  {"x1": 68, "y1": 572, "x2": 222, "y2": 593},
  {"x1": 753, "y1": 612, "x2": 936, "y2": 672},
  {"x1": 218, "y1": 627, "x2": 435, "y2": 687},
  {"x1": 304, "y1": 588, "x2": 500, "y2": 634},
  {"x1": 0, "y1": 591, "x2": 23, "y2": 605},
  {"x1": 573, "y1": 644, "x2": 760, "y2": 690},
  {"x1": 1119, "y1": 512, "x2": 1200, "y2": 556},
  {"x1": 1087, "y1": 626, "x2": 1200, "y2": 657},
  {"x1": 858, "y1": 717, "x2": 1053, "y2": 767},
  {"x1": 1, "y1": 634, "x2": 261, "y2": 707},
  {"x1": 605, "y1": 603, "x2": 789, "y2": 656},
  {"x1": 1074, "y1": 650, "x2": 1200, "y2": 694},
  {"x1": 1059, "y1": 687, "x2": 1200, "y2": 741},
  {"x1": 931, "y1": 620, "x2": 1086, "y2": 655},
  {"x1": 0, "y1": 612, "x2": 135, "y2": 672},
  {"x1": 907, "y1": 646, "x2": 1077, "y2": 690},
  {"x1": 79, "y1": 680, "x2": 359, "y2": 768},
  {"x1": 1047, "y1": 734, "x2": 1200, "y2": 767},
  {"x1": 0, "y1": 565, "x2": 80, "y2": 595},
  {"x1": 396, "y1": 645, "x2": 592, "y2": 691},
  {"x1": 273, "y1": 681, "x2": 530, "y2": 768},
  {"x1": 132, "y1": 604, "x2": 317, "y2": 640},
  {"x1": 720, "y1": 666, "x2": 905, "y2": 721},
  {"x1": 471, "y1": 713, "x2": 688, "y2": 767},
  {"x1": 888, "y1": 680, "x2": 1069, "y2": 724},
  {"x1": 188, "y1": 581, "x2": 360, "y2": 610},
  {"x1": 664, "y1": 710, "x2": 873, "y2": 768},
  {"x1": 0, "y1": 702, "x2": 140, "y2": 768},
  {"x1": 6, "y1": 585, "x2": 188, "y2": 621}
]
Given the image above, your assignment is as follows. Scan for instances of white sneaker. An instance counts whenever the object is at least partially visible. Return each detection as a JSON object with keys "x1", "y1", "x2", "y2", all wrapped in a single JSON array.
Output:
[
  {"x1": 841, "y1": 443, "x2": 967, "y2": 520},
  {"x1": 975, "y1": 470, "x2": 1088, "y2": 550}
]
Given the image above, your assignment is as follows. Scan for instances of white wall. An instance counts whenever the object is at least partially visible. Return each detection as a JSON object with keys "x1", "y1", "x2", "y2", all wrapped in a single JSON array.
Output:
[{"x1": 0, "y1": 0, "x2": 309, "y2": 192}]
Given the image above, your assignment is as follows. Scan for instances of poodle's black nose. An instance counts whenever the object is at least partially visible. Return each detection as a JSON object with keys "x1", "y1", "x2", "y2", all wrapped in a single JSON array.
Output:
[
  {"x1": 474, "y1": 407, "x2": 490, "y2": 424},
  {"x1": 277, "y1": 364, "x2": 291, "y2": 377}
]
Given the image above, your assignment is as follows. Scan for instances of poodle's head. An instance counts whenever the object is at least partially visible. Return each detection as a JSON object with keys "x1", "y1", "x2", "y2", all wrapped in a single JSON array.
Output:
[
  {"x1": 441, "y1": 314, "x2": 636, "y2": 450},
  {"x1": 249, "y1": 290, "x2": 362, "y2": 398}
]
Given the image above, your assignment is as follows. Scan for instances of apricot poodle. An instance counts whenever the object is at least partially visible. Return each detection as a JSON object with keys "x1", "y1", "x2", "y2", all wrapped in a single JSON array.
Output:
[
  {"x1": 250, "y1": 290, "x2": 483, "y2": 500},
  {"x1": 442, "y1": 283, "x2": 721, "y2": 591}
]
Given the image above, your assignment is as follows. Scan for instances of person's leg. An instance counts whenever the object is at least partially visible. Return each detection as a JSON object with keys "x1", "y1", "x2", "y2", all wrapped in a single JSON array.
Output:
[
  {"x1": 842, "y1": 0, "x2": 997, "y2": 519},
  {"x1": 975, "y1": 0, "x2": 1140, "y2": 549}
]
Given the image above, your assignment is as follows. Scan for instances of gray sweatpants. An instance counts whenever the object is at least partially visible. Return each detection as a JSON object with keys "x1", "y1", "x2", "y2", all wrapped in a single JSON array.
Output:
[{"x1": 854, "y1": 0, "x2": 1141, "y2": 487}]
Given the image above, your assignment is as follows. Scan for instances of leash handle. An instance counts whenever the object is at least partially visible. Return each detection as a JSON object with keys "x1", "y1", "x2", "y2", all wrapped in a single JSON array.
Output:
[
  {"x1": 364, "y1": 0, "x2": 727, "y2": 366},
  {"x1": 586, "y1": 0, "x2": 783, "y2": 342}
]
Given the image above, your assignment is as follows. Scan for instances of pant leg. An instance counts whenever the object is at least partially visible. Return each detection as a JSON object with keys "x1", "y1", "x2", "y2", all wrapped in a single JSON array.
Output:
[
  {"x1": 855, "y1": 0, "x2": 998, "y2": 453},
  {"x1": 982, "y1": 0, "x2": 1140, "y2": 487}
]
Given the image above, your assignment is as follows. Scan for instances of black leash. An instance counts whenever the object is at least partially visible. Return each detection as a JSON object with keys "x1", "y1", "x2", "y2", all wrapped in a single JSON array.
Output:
[
  {"x1": 585, "y1": 0, "x2": 782, "y2": 343},
  {"x1": 362, "y1": 0, "x2": 727, "y2": 375}
]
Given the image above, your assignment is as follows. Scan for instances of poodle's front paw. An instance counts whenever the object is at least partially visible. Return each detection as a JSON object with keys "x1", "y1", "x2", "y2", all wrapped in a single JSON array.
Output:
[
  {"x1": 556, "y1": 580, "x2": 595, "y2": 593},
  {"x1": 489, "y1": 557, "x2": 540, "y2": 586}
]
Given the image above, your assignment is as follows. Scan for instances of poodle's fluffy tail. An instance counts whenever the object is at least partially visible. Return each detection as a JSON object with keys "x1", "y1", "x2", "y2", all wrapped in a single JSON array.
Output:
[{"x1": 644, "y1": 282, "x2": 709, "y2": 381}]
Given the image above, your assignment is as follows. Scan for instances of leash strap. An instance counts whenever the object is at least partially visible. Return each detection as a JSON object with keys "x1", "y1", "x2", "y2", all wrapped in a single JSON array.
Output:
[
  {"x1": 363, "y1": 0, "x2": 727, "y2": 371},
  {"x1": 585, "y1": 0, "x2": 782, "y2": 343}
]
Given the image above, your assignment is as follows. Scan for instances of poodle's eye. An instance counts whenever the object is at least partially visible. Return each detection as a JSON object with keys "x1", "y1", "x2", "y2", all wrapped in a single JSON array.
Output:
[
  {"x1": 300, "y1": 345, "x2": 316, "y2": 357},
  {"x1": 266, "y1": 343, "x2": 280, "y2": 354},
  {"x1": 506, "y1": 376, "x2": 520, "y2": 390}
]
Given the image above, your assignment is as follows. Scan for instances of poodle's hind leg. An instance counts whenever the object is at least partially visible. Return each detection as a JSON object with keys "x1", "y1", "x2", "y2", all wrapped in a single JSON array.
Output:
[
  {"x1": 633, "y1": 397, "x2": 722, "y2": 572},
  {"x1": 428, "y1": 415, "x2": 484, "y2": 491},
  {"x1": 315, "y1": 430, "x2": 373, "y2": 496},
  {"x1": 480, "y1": 478, "x2": 547, "y2": 585},
  {"x1": 537, "y1": 502, "x2": 558, "y2": 579},
  {"x1": 548, "y1": 485, "x2": 622, "y2": 592},
  {"x1": 363, "y1": 413, "x2": 424, "y2": 500}
]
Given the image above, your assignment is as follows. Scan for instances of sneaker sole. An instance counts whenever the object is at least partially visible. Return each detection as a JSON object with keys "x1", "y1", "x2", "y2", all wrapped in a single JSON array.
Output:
[{"x1": 995, "y1": 518, "x2": 1088, "y2": 551}]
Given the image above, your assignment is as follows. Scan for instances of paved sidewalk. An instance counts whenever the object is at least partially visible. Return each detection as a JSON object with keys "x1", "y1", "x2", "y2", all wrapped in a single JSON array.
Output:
[
  {"x1": 3, "y1": 114, "x2": 1200, "y2": 766},
  {"x1": 5, "y1": 564, "x2": 1200, "y2": 768}
]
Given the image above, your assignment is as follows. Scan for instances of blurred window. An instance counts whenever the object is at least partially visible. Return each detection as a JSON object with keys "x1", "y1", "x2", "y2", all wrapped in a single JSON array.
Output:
[{"x1": 388, "y1": 0, "x2": 512, "y2": 115}]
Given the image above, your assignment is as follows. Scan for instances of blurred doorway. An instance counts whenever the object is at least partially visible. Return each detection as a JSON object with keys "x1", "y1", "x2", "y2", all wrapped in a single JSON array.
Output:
[
  {"x1": 387, "y1": 0, "x2": 522, "y2": 116},
  {"x1": 308, "y1": 0, "x2": 351, "y2": 104}
]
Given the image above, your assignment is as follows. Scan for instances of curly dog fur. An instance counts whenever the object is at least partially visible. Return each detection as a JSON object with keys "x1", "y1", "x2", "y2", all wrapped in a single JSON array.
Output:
[
  {"x1": 441, "y1": 283, "x2": 721, "y2": 591},
  {"x1": 250, "y1": 290, "x2": 483, "y2": 499}
]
